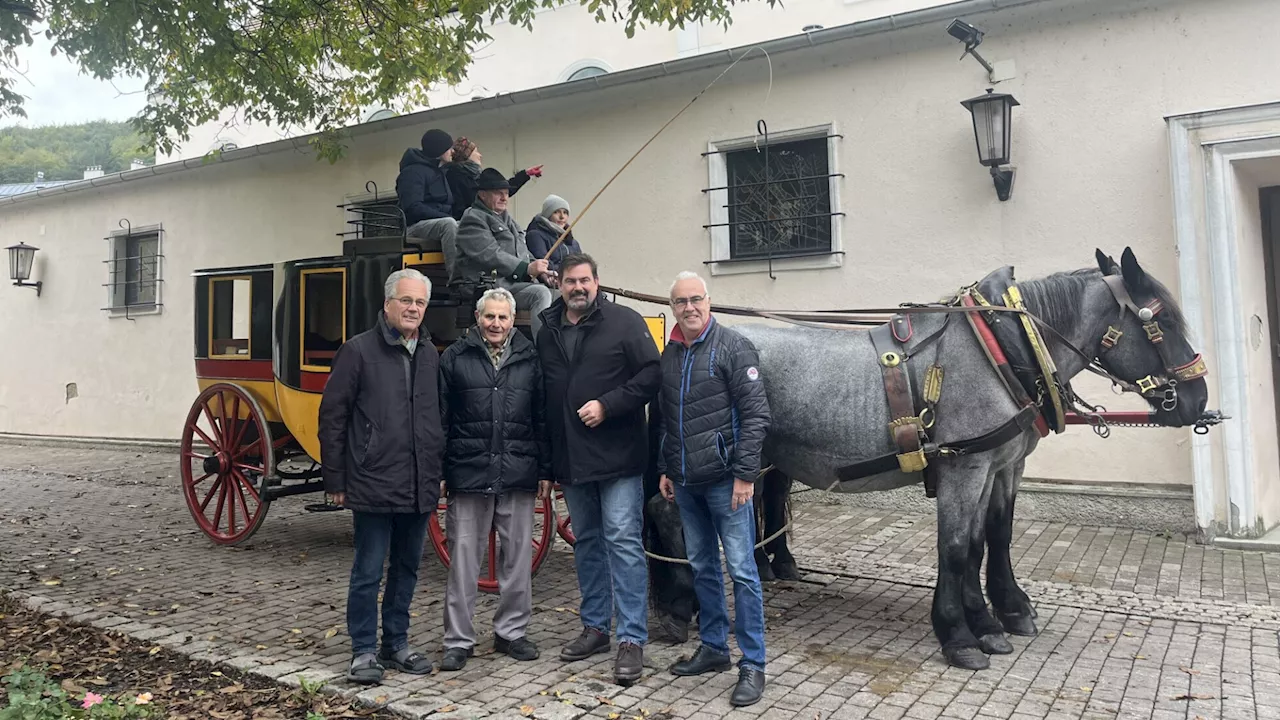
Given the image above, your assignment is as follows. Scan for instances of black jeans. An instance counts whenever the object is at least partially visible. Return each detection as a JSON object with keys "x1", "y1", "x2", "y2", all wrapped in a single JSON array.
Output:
[{"x1": 347, "y1": 511, "x2": 430, "y2": 655}]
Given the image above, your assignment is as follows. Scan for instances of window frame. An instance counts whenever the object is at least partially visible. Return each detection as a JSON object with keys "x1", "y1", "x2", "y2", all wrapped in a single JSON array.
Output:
[
  {"x1": 104, "y1": 223, "x2": 164, "y2": 316},
  {"x1": 704, "y1": 124, "x2": 843, "y2": 277},
  {"x1": 208, "y1": 275, "x2": 254, "y2": 360},
  {"x1": 299, "y1": 268, "x2": 348, "y2": 373}
]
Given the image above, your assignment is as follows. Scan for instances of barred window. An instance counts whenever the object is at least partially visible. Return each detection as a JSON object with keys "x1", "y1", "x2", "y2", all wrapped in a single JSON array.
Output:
[
  {"x1": 725, "y1": 137, "x2": 832, "y2": 259},
  {"x1": 704, "y1": 125, "x2": 843, "y2": 276},
  {"x1": 105, "y1": 225, "x2": 164, "y2": 314}
]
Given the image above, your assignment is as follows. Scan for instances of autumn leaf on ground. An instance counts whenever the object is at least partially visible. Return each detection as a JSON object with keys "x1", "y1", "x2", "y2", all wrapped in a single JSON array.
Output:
[
  {"x1": 324, "y1": 627, "x2": 338, "y2": 639},
  {"x1": 149, "y1": 646, "x2": 161, "y2": 655},
  {"x1": 1172, "y1": 693, "x2": 1216, "y2": 701},
  {"x1": 1181, "y1": 667, "x2": 1201, "y2": 675},
  {"x1": 520, "y1": 706, "x2": 534, "y2": 717}
]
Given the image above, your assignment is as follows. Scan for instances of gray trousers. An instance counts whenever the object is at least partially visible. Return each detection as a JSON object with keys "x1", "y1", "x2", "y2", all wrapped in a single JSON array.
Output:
[
  {"x1": 443, "y1": 491, "x2": 537, "y2": 649},
  {"x1": 406, "y1": 217, "x2": 458, "y2": 260},
  {"x1": 507, "y1": 282, "x2": 553, "y2": 338}
]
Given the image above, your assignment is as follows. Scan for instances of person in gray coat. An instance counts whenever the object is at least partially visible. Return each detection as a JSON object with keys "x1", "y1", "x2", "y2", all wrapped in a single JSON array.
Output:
[{"x1": 452, "y1": 168, "x2": 555, "y2": 337}]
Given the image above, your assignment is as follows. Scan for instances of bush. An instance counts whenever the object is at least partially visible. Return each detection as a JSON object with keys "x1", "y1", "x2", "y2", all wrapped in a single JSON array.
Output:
[{"x1": 1, "y1": 667, "x2": 156, "y2": 720}]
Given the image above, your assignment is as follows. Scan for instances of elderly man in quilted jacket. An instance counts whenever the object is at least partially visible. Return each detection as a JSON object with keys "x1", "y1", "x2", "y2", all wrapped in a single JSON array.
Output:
[
  {"x1": 437, "y1": 287, "x2": 551, "y2": 672},
  {"x1": 453, "y1": 167, "x2": 554, "y2": 337},
  {"x1": 657, "y1": 270, "x2": 771, "y2": 708}
]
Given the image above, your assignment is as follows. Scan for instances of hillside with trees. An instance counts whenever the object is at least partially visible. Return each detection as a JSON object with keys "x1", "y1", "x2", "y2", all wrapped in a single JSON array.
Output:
[{"x1": 0, "y1": 121, "x2": 151, "y2": 183}]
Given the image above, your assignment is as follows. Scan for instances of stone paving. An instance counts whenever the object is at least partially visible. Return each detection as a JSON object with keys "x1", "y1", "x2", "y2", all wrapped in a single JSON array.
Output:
[{"x1": 2, "y1": 440, "x2": 1279, "y2": 720}]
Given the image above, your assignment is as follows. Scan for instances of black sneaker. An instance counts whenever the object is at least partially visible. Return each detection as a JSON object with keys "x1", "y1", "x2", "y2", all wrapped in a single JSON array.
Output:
[
  {"x1": 670, "y1": 645, "x2": 732, "y2": 676},
  {"x1": 495, "y1": 635, "x2": 540, "y2": 661},
  {"x1": 440, "y1": 647, "x2": 472, "y2": 672},
  {"x1": 560, "y1": 627, "x2": 611, "y2": 661}
]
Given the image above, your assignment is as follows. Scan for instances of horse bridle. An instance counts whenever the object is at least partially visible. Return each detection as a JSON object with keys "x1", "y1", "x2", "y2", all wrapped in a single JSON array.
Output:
[{"x1": 1094, "y1": 275, "x2": 1208, "y2": 412}]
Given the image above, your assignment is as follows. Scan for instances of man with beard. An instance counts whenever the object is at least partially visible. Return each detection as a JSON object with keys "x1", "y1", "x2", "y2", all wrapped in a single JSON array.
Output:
[
  {"x1": 536, "y1": 253, "x2": 661, "y2": 684},
  {"x1": 657, "y1": 271, "x2": 770, "y2": 707},
  {"x1": 454, "y1": 168, "x2": 554, "y2": 337}
]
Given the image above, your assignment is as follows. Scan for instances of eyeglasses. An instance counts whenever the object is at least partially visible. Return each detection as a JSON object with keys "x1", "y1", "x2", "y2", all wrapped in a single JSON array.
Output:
[
  {"x1": 394, "y1": 296, "x2": 427, "y2": 309},
  {"x1": 671, "y1": 295, "x2": 707, "y2": 308}
]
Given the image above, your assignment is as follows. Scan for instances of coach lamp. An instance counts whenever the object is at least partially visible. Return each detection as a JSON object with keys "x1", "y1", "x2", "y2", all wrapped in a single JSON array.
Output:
[
  {"x1": 961, "y1": 88, "x2": 1019, "y2": 202},
  {"x1": 6, "y1": 242, "x2": 42, "y2": 296}
]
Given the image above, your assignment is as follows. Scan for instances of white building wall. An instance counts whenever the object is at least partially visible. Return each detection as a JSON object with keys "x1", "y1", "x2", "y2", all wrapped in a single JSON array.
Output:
[{"x1": 5, "y1": 0, "x2": 1280, "y2": 523}]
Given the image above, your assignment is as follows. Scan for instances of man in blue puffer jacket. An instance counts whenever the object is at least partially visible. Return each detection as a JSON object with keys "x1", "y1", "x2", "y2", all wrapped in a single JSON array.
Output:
[{"x1": 656, "y1": 270, "x2": 770, "y2": 708}]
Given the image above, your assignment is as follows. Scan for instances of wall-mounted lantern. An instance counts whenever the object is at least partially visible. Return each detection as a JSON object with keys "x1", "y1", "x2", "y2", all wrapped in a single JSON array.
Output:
[
  {"x1": 6, "y1": 242, "x2": 43, "y2": 296},
  {"x1": 960, "y1": 88, "x2": 1019, "y2": 201}
]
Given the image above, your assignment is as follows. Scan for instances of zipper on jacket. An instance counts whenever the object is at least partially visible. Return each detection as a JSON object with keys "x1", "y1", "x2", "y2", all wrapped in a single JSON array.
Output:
[{"x1": 678, "y1": 343, "x2": 696, "y2": 483}]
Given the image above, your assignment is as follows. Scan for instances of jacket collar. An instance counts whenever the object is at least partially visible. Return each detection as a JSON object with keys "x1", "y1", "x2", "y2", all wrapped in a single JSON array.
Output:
[
  {"x1": 542, "y1": 293, "x2": 606, "y2": 331},
  {"x1": 378, "y1": 312, "x2": 422, "y2": 347},
  {"x1": 669, "y1": 315, "x2": 716, "y2": 347}
]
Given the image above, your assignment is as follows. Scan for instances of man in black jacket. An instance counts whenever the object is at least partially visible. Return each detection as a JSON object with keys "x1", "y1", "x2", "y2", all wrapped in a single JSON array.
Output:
[
  {"x1": 318, "y1": 268, "x2": 444, "y2": 685},
  {"x1": 657, "y1": 271, "x2": 771, "y2": 707},
  {"x1": 396, "y1": 128, "x2": 458, "y2": 253},
  {"x1": 536, "y1": 253, "x2": 661, "y2": 684},
  {"x1": 438, "y1": 288, "x2": 551, "y2": 672}
]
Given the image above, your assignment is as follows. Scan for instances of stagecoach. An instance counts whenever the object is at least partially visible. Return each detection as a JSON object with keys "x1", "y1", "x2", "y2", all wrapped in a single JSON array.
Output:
[{"x1": 179, "y1": 183, "x2": 665, "y2": 592}]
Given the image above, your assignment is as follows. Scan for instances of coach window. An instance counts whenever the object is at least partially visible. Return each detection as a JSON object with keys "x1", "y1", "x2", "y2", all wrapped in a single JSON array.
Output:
[
  {"x1": 301, "y1": 269, "x2": 346, "y2": 371},
  {"x1": 210, "y1": 277, "x2": 252, "y2": 358}
]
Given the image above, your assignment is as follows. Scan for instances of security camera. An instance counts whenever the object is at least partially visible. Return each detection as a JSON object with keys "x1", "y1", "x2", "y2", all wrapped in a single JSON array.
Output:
[
  {"x1": 947, "y1": 18, "x2": 994, "y2": 75},
  {"x1": 946, "y1": 18, "x2": 984, "y2": 49}
]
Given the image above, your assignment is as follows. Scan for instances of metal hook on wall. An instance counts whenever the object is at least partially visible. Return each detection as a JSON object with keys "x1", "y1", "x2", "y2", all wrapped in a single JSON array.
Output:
[
  {"x1": 365, "y1": 180, "x2": 380, "y2": 200},
  {"x1": 755, "y1": 119, "x2": 776, "y2": 280}
]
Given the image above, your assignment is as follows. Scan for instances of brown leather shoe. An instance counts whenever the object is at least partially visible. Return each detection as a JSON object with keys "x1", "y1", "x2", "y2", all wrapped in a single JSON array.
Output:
[
  {"x1": 560, "y1": 628, "x2": 610, "y2": 662},
  {"x1": 615, "y1": 641, "x2": 643, "y2": 683}
]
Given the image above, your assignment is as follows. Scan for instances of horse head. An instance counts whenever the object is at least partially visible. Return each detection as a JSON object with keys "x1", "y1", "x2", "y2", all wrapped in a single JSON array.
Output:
[{"x1": 1091, "y1": 247, "x2": 1209, "y2": 427}]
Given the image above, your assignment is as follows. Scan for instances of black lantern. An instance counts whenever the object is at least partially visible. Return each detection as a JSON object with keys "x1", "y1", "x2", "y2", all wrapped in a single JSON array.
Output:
[
  {"x1": 961, "y1": 88, "x2": 1019, "y2": 201},
  {"x1": 6, "y1": 242, "x2": 42, "y2": 296}
]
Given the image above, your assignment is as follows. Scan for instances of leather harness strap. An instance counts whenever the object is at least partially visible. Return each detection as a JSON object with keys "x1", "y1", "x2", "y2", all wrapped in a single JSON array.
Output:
[{"x1": 870, "y1": 320, "x2": 927, "y2": 475}]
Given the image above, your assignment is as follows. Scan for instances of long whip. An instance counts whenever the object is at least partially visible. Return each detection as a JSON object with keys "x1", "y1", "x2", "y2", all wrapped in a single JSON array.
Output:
[{"x1": 540, "y1": 46, "x2": 771, "y2": 262}]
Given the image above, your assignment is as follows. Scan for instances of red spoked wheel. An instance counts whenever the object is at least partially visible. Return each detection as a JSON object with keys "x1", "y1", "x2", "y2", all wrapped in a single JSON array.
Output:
[
  {"x1": 554, "y1": 485, "x2": 575, "y2": 546},
  {"x1": 180, "y1": 383, "x2": 274, "y2": 546},
  {"x1": 428, "y1": 494, "x2": 556, "y2": 594}
]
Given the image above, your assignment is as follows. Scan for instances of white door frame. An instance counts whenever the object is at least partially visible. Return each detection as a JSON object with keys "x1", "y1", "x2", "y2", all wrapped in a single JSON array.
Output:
[{"x1": 1167, "y1": 101, "x2": 1280, "y2": 540}]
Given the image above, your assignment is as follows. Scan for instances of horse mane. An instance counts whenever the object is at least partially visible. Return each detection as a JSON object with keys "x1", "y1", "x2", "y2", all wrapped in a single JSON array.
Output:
[{"x1": 1018, "y1": 267, "x2": 1191, "y2": 339}]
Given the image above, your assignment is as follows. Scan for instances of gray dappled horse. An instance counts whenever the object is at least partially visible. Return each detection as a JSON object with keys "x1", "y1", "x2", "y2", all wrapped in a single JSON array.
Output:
[{"x1": 647, "y1": 248, "x2": 1210, "y2": 671}]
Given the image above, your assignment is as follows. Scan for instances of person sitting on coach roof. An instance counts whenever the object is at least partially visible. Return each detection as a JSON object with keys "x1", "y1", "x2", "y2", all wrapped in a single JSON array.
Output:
[{"x1": 453, "y1": 168, "x2": 555, "y2": 338}]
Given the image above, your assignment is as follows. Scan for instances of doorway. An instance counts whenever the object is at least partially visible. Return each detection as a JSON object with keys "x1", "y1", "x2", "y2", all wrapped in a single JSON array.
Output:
[{"x1": 1261, "y1": 187, "x2": 1280, "y2": 433}]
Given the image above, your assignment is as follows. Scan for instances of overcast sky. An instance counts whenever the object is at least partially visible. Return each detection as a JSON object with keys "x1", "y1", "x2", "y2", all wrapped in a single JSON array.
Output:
[{"x1": 4, "y1": 32, "x2": 149, "y2": 128}]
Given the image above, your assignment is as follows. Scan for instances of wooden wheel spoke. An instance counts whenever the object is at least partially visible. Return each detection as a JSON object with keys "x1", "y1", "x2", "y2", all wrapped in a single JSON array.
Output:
[
  {"x1": 227, "y1": 399, "x2": 251, "y2": 459},
  {"x1": 199, "y1": 476, "x2": 225, "y2": 512},
  {"x1": 227, "y1": 479, "x2": 238, "y2": 535},
  {"x1": 201, "y1": 402, "x2": 225, "y2": 449},
  {"x1": 233, "y1": 435, "x2": 266, "y2": 463},
  {"x1": 191, "y1": 423, "x2": 219, "y2": 452},
  {"x1": 231, "y1": 468, "x2": 263, "y2": 505},
  {"x1": 233, "y1": 460, "x2": 267, "y2": 476},
  {"x1": 232, "y1": 479, "x2": 253, "y2": 529},
  {"x1": 272, "y1": 435, "x2": 293, "y2": 450},
  {"x1": 211, "y1": 479, "x2": 229, "y2": 529},
  {"x1": 188, "y1": 472, "x2": 213, "y2": 488}
]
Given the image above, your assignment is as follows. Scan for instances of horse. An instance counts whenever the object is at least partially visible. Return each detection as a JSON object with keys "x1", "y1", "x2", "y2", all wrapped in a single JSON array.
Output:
[{"x1": 644, "y1": 248, "x2": 1211, "y2": 670}]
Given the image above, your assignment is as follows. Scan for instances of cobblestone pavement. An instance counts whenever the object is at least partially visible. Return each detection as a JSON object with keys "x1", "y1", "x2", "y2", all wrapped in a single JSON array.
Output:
[{"x1": 2, "y1": 441, "x2": 1279, "y2": 720}]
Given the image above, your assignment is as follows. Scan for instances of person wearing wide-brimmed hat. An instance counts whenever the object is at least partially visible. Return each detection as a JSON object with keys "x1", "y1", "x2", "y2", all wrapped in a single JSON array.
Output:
[
  {"x1": 395, "y1": 128, "x2": 459, "y2": 252},
  {"x1": 453, "y1": 168, "x2": 554, "y2": 338}
]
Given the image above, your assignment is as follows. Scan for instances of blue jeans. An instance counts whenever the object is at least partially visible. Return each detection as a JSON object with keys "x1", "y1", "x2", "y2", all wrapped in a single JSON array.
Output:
[
  {"x1": 561, "y1": 475, "x2": 648, "y2": 645},
  {"x1": 347, "y1": 511, "x2": 430, "y2": 655},
  {"x1": 673, "y1": 481, "x2": 766, "y2": 671}
]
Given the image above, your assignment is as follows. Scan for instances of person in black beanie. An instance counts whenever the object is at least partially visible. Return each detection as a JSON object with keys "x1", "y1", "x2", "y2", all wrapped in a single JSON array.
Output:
[{"x1": 396, "y1": 128, "x2": 459, "y2": 253}]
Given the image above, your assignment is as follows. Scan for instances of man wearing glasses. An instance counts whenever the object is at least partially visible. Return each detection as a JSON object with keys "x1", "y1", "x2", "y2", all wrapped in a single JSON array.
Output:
[
  {"x1": 319, "y1": 268, "x2": 444, "y2": 685},
  {"x1": 656, "y1": 271, "x2": 771, "y2": 707}
]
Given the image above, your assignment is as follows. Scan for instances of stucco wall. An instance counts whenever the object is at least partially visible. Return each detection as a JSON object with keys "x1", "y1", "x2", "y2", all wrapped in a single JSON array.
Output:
[{"x1": 5, "y1": 0, "x2": 1280, "y2": 493}]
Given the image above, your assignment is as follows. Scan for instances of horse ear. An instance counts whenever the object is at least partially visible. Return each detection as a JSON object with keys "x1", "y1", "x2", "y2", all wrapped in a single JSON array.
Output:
[
  {"x1": 1120, "y1": 247, "x2": 1147, "y2": 289},
  {"x1": 1095, "y1": 249, "x2": 1118, "y2": 275}
]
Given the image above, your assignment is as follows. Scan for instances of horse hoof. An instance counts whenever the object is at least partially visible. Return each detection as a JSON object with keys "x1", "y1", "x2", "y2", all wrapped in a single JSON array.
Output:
[
  {"x1": 771, "y1": 560, "x2": 801, "y2": 582},
  {"x1": 942, "y1": 646, "x2": 989, "y2": 671},
  {"x1": 757, "y1": 561, "x2": 777, "y2": 583},
  {"x1": 999, "y1": 613, "x2": 1038, "y2": 637},
  {"x1": 978, "y1": 634, "x2": 1014, "y2": 655},
  {"x1": 654, "y1": 615, "x2": 689, "y2": 644}
]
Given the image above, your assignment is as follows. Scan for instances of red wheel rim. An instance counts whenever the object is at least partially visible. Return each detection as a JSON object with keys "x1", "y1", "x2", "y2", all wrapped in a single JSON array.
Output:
[
  {"x1": 428, "y1": 494, "x2": 556, "y2": 594},
  {"x1": 554, "y1": 486, "x2": 575, "y2": 546},
  {"x1": 181, "y1": 383, "x2": 273, "y2": 545}
]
